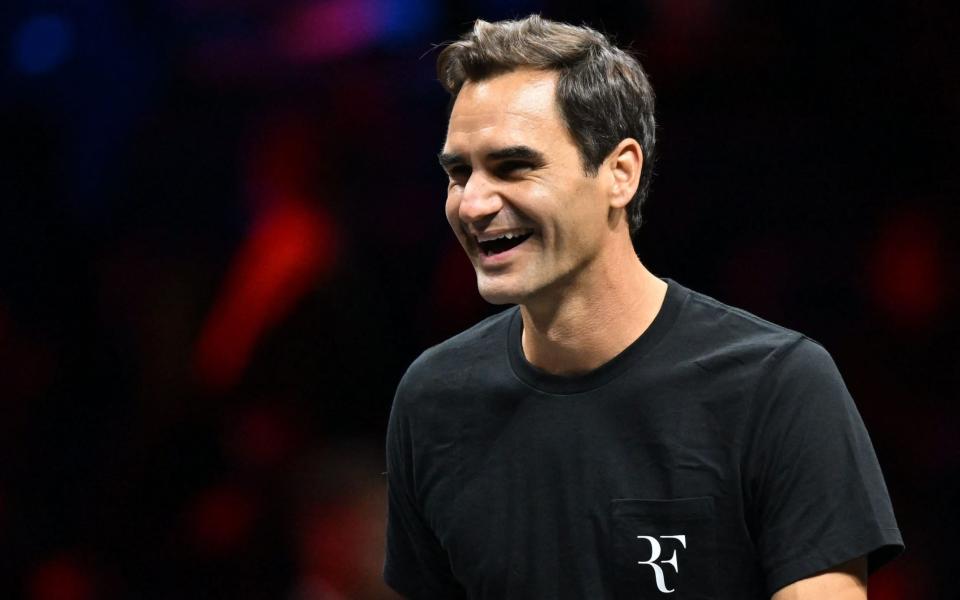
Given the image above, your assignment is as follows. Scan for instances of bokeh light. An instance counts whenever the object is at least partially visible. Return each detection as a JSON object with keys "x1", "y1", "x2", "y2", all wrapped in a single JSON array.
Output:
[{"x1": 12, "y1": 14, "x2": 74, "y2": 75}]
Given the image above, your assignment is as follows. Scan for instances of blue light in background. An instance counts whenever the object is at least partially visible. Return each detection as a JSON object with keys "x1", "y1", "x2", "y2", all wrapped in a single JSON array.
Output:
[
  {"x1": 379, "y1": 0, "x2": 437, "y2": 41},
  {"x1": 12, "y1": 13, "x2": 75, "y2": 75}
]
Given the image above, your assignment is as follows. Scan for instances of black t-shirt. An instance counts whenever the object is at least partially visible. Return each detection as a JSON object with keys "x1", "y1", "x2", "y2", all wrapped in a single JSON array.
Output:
[{"x1": 384, "y1": 280, "x2": 903, "y2": 599}]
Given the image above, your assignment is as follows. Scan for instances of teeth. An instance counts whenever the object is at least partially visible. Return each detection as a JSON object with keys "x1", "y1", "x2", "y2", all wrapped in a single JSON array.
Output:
[{"x1": 476, "y1": 229, "x2": 533, "y2": 243}]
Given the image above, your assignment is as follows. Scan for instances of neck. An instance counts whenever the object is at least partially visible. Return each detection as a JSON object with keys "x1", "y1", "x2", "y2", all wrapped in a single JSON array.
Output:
[{"x1": 519, "y1": 250, "x2": 667, "y2": 376}]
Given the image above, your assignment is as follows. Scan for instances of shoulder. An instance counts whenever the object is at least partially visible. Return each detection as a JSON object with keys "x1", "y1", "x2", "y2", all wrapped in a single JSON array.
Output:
[
  {"x1": 394, "y1": 306, "x2": 517, "y2": 406},
  {"x1": 671, "y1": 282, "x2": 831, "y2": 376},
  {"x1": 672, "y1": 286, "x2": 856, "y2": 441},
  {"x1": 404, "y1": 306, "x2": 516, "y2": 382}
]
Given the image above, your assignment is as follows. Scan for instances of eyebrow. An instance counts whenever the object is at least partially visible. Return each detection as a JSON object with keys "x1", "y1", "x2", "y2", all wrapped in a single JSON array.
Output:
[
  {"x1": 437, "y1": 145, "x2": 546, "y2": 170},
  {"x1": 437, "y1": 151, "x2": 465, "y2": 170},
  {"x1": 488, "y1": 146, "x2": 545, "y2": 164}
]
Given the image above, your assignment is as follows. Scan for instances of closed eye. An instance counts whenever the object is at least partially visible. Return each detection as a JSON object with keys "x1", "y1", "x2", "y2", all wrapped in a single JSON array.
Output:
[
  {"x1": 447, "y1": 165, "x2": 471, "y2": 186},
  {"x1": 494, "y1": 160, "x2": 533, "y2": 179}
]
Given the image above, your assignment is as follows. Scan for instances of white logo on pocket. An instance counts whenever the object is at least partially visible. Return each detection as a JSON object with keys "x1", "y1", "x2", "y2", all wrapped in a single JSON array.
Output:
[{"x1": 636, "y1": 534, "x2": 687, "y2": 593}]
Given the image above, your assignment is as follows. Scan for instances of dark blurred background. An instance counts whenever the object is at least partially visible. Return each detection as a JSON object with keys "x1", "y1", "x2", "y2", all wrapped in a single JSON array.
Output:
[{"x1": 1, "y1": 0, "x2": 957, "y2": 598}]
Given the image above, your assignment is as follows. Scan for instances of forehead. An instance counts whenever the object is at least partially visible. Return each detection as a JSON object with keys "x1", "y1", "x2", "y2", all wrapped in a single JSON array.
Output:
[{"x1": 443, "y1": 69, "x2": 573, "y2": 154}]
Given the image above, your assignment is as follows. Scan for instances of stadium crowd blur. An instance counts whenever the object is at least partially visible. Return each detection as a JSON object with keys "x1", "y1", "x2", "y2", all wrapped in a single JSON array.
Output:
[{"x1": 1, "y1": 0, "x2": 957, "y2": 598}]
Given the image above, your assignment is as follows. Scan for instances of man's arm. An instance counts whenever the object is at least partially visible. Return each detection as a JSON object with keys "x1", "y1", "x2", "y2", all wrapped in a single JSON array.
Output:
[
  {"x1": 383, "y1": 366, "x2": 468, "y2": 599},
  {"x1": 744, "y1": 338, "x2": 901, "y2": 594},
  {"x1": 771, "y1": 556, "x2": 867, "y2": 600}
]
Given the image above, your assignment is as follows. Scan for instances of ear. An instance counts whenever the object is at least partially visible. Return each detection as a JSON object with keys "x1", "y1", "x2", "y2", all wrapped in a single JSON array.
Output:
[{"x1": 605, "y1": 138, "x2": 643, "y2": 210}]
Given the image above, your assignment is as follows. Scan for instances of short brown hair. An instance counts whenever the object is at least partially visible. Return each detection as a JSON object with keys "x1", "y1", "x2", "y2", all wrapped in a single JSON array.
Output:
[{"x1": 437, "y1": 15, "x2": 657, "y2": 246}]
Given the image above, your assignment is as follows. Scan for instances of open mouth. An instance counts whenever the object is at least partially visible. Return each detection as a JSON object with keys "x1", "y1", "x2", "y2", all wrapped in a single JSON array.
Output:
[{"x1": 476, "y1": 229, "x2": 534, "y2": 256}]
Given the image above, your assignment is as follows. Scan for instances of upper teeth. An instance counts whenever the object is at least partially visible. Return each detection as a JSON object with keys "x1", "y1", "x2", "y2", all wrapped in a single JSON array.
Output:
[{"x1": 477, "y1": 230, "x2": 532, "y2": 243}]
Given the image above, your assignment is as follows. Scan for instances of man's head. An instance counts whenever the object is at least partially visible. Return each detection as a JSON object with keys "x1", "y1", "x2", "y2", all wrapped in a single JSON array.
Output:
[
  {"x1": 437, "y1": 16, "x2": 656, "y2": 305},
  {"x1": 437, "y1": 15, "x2": 656, "y2": 243}
]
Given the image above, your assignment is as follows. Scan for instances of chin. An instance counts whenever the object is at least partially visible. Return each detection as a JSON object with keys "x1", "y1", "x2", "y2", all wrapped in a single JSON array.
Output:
[
  {"x1": 476, "y1": 286, "x2": 521, "y2": 306},
  {"x1": 475, "y1": 275, "x2": 527, "y2": 306}
]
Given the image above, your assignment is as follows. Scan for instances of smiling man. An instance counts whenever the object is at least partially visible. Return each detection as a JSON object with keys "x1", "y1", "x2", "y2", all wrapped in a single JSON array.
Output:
[{"x1": 384, "y1": 15, "x2": 902, "y2": 599}]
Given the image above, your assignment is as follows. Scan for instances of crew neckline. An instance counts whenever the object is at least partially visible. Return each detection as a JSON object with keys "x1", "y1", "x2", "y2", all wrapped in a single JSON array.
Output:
[{"x1": 506, "y1": 278, "x2": 688, "y2": 395}]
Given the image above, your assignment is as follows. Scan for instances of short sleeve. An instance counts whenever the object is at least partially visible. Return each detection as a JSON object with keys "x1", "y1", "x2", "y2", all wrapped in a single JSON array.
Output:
[
  {"x1": 383, "y1": 373, "x2": 467, "y2": 599},
  {"x1": 745, "y1": 337, "x2": 903, "y2": 596}
]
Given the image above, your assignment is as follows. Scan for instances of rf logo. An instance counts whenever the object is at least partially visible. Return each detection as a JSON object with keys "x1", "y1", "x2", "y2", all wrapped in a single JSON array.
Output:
[{"x1": 635, "y1": 534, "x2": 687, "y2": 593}]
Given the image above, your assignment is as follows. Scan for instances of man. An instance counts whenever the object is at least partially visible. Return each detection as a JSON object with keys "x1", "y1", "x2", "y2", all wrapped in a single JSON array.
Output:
[{"x1": 384, "y1": 15, "x2": 902, "y2": 599}]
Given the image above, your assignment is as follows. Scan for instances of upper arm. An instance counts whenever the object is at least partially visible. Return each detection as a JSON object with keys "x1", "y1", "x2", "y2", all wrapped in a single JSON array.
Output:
[
  {"x1": 383, "y1": 374, "x2": 467, "y2": 599},
  {"x1": 771, "y1": 557, "x2": 867, "y2": 600},
  {"x1": 746, "y1": 339, "x2": 903, "y2": 593}
]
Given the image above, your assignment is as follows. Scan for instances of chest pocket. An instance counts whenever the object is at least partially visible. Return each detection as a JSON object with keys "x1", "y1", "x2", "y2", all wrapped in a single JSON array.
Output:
[{"x1": 608, "y1": 497, "x2": 719, "y2": 600}]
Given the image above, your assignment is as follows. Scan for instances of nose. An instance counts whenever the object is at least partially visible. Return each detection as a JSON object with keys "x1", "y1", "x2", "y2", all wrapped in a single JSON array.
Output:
[{"x1": 458, "y1": 170, "x2": 502, "y2": 225}]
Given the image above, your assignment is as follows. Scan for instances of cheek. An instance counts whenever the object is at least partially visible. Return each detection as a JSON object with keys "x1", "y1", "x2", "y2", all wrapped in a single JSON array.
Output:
[
  {"x1": 444, "y1": 192, "x2": 472, "y2": 251},
  {"x1": 558, "y1": 181, "x2": 607, "y2": 242},
  {"x1": 444, "y1": 192, "x2": 459, "y2": 227}
]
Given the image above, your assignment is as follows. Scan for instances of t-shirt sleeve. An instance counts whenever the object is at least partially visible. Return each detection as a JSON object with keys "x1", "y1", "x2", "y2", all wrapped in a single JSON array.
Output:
[
  {"x1": 745, "y1": 337, "x2": 903, "y2": 596},
  {"x1": 383, "y1": 372, "x2": 467, "y2": 599}
]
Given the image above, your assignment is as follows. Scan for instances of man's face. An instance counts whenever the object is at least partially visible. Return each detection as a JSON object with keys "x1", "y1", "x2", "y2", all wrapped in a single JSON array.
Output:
[{"x1": 441, "y1": 69, "x2": 612, "y2": 305}]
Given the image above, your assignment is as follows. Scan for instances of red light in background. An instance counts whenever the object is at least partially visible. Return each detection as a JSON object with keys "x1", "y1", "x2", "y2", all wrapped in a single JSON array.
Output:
[
  {"x1": 869, "y1": 210, "x2": 944, "y2": 328},
  {"x1": 186, "y1": 484, "x2": 258, "y2": 557},
  {"x1": 868, "y1": 556, "x2": 932, "y2": 600},
  {"x1": 426, "y1": 243, "x2": 488, "y2": 342},
  {"x1": 225, "y1": 403, "x2": 299, "y2": 470},
  {"x1": 246, "y1": 112, "x2": 320, "y2": 204},
  {"x1": 299, "y1": 502, "x2": 366, "y2": 594},
  {"x1": 27, "y1": 555, "x2": 95, "y2": 600},
  {"x1": 296, "y1": 488, "x2": 391, "y2": 599},
  {"x1": 193, "y1": 198, "x2": 337, "y2": 392},
  {"x1": 195, "y1": 109, "x2": 339, "y2": 393}
]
